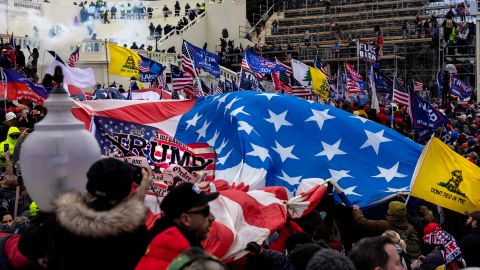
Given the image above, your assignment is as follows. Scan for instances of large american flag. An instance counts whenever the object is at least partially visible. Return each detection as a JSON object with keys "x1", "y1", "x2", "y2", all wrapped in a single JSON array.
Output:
[
  {"x1": 72, "y1": 91, "x2": 422, "y2": 212},
  {"x1": 67, "y1": 47, "x2": 80, "y2": 68},
  {"x1": 72, "y1": 92, "x2": 422, "y2": 260},
  {"x1": 393, "y1": 76, "x2": 410, "y2": 107},
  {"x1": 171, "y1": 64, "x2": 194, "y2": 94}
]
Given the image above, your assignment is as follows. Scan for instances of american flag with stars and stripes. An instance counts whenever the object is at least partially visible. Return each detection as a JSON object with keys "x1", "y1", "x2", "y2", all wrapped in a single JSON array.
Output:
[
  {"x1": 346, "y1": 78, "x2": 362, "y2": 94},
  {"x1": 393, "y1": 76, "x2": 410, "y2": 108},
  {"x1": 241, "y1": 57, "x2": 264, "y2": 79},
  {"x1": 72, "y1": 91, "x2": 423, "y2": 209},
  {"x1": 182, "y1": 41, "x2": 197, "y2": 77},
  {"x1": 215, "y1": 80, "x2": 224, "y2": 95},
  {"x1": 345, "y1": 62, "x2": 363, "y2": 82},
  {"x1": 137, "y1": 58, "x2": 150, "y2": 73},
  {"x1": 67, "y1": 47, "x2": 80, "y2": 68},
  {"x1": 414, "y1": 81, "x2": 423, "y2": 92},
  {"x1": 171, "y1": 64, "x2": 194, "y2": 94}
]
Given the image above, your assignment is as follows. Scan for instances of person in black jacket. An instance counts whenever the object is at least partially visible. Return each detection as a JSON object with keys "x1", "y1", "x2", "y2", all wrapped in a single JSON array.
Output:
[
  {"x1": 39, "y1": 158, "x2": 152, "y2": 270},
  {"x1": 460, "y1": 210, "x2": 480, "y2": 267}
]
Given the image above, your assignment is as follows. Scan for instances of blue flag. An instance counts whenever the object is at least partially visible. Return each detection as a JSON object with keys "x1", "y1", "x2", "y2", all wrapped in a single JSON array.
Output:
[
  {"x1": 239, "y1": 68, "x2": 265, "y2": 91},
  {"x1": 410, "y1": 91, "x2": 448, "y2": 130},
  {"x1": 245, "y1": 50, "x2": 285, "y2": 75},
  {"x1": 371, "y1": 69, "x2": 393, "y2": 94},
  {"x1": 184, "y1": 41, "x2": 221, "y2": 78},
  {"x1": 450, "y1": 75, "x2": 474, "y2": 100},
  {"x1": 172, "y1": 92, "x2": 423, "y2": 207},
  {"x1": 139, "y1": 55, "x2": 165, "y2": 82}
]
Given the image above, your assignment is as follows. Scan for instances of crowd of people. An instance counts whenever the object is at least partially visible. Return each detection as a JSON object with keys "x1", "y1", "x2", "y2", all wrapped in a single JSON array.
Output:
[{"x1": 0, "y1": 1, "x2": 479, "y2": 269}]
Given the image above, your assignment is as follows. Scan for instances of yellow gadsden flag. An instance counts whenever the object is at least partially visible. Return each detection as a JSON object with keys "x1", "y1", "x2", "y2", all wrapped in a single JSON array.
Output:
[
  {"x1": 309, "y1": 67, "x2": 330, "y2": 101},
  {"x1": 108, "y1": 43, "x2": 141, "y2": 79},
  {"x1": 410, "y1": 137, "x2": 480, "y2": 214}
]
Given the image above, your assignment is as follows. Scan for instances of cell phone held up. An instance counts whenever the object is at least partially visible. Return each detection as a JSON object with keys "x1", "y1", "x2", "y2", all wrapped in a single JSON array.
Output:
[{"x1": 3, "y1": 144, "x2": 9, "y2": 153}]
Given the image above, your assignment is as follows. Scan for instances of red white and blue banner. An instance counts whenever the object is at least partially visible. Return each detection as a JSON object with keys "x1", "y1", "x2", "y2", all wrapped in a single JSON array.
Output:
[{"x1": 73, "y1": 92, "x2": 422, "y2": 208}]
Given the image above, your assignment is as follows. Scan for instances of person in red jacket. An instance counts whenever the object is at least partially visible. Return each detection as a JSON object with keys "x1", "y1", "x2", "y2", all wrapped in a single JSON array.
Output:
[
  {"x1": 377, "y1": 107, "x2": 388, "y2": 126},
  {"x1": 135, "y1": 182, "x2": 219, "y2": 270}
]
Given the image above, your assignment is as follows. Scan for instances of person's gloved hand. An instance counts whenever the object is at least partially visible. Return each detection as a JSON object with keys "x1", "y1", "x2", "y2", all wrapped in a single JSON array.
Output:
[{"x1": 245, "y1": 241, "x2": 262, "y2": 255}]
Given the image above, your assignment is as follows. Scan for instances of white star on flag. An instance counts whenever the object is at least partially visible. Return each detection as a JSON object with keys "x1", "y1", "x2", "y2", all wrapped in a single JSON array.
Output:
[
  {"x1": 247, "y1": 143, "x2": 270, "y2": 162},
  {"x1": 272, "y1": 141, "x2": 299, "y2": 162},
  {"x1": 306, "y1": 109, "x2": 335, "y2": 130},
  {"x1": 217, "y1": 149, "x2": 233, "y2": 165},
  {"x1": 216, "y1": 94, "x2": 229, "y2": 110},
  {"x1": 372, "y1": 162, "x2": 407, "y2": 182},
  {"x1": 316, "y1": 139, "x2": 346, "y2": 161},
  {"x1": 360, "y1": 129, "x2": 392, "y2": 155},
  {"x1": 224, "y1": 97, "x2": 241, "y2": 114},
  {"x1": 230, "y1": 106, "x2": 251, "y2": 118},
  {"x1": 196, "y1": 120, "x2": 211, "y2": 140},
  {"x1": 256, "y1": 93, "x2": 278, "y2": 101},
  {"x1": 185, "y1": 113, "x2": 201, "y2": 130},
  {"x1": 278, "y1": 170, "x2": 302, "y2": 185},
  {"x1": 265, "y1": 110, "x2": 292, "y2": 132},
  {"x1": 328, "y1": 169, "x2": 353, "y2": 182},
  {"x1": 350, "y1": 115, "x2": 369, "y2": 123},
  {"x1": 343, "y1": 186, "x2": 362, "y2": 196},
  {"x1": 238, "y1": 121, "x2": 257, "y2": 135},
  {"x1": 207, "y1": 130, "x2": 220, "y2": 148},
  {"x1": 216, "y1": 138, "x2": 229, "y2": 154},
  {"x1": 382, "y1": 186, "x2": 410, "y2": 193}
]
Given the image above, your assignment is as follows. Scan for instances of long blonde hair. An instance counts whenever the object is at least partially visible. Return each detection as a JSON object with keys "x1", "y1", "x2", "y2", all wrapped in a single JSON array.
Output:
[{"x1": 382, "y1": 230, "x2": 407, "y2": 252}]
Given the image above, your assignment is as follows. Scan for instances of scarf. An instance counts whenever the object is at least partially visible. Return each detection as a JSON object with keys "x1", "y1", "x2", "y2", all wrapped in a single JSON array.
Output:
[{"x1": 423, "y1": 230, "x2": 461, "y2": 264}]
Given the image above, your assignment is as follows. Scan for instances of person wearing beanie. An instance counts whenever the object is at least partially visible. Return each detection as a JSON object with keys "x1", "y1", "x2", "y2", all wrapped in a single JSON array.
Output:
[
  {"x1": 135, "y1": 182, "x2": 219, "y2": 270},
  {"x1": 423, "y1": 222, "x2": 464, "y2": 268},
  {"x1": 307, "y1": 248, "x2": 355, "y2": 270},
  {"x1": 40, "y1": 158, "x2": 152, "y2": 270},
  {"x1": 352, "y1": 201, "x2": 421, "y2": 260},
  {"x1": 0, "y1": 112, "x2": 17, "y2": 142}
]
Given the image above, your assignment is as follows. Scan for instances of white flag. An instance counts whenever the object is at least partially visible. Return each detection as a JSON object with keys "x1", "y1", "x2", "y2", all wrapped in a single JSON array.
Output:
[
  {"x1": 45, "y1": 51, "x2": 96, "y2": 89},
  {"x1": 291, "y1": 59, "x2": 311, "y2": 88}
]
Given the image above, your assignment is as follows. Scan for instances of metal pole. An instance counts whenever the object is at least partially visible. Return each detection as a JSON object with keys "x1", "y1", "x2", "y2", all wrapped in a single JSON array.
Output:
[
  {"x1": 104, "y1": 39, "x2": 111, "y2": 93},
  {"x1": 476, "y1": 13, "x2": 480, "y2": 104}
]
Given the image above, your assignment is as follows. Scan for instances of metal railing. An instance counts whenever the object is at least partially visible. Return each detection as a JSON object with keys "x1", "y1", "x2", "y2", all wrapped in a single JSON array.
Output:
[{"x1": 156, "y1": 11, "x2": 206, "y2": 48}]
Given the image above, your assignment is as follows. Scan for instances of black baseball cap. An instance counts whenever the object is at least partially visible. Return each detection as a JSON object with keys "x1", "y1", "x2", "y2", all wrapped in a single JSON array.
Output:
[
  {"x1": 86, "y1": 158, "x2": 137, "y2": 200},
  {"x1": 161, "y1": 182, "x2": 219, "y2": 218}
]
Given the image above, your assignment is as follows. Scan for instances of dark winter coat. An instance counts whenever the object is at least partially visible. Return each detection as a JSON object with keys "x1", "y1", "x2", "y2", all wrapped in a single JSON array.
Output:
[
  {"x1": 459, "y1": 227, "x2": 480, "y2": 267},
  {"x1": 352, "y1": 208, "x2": 421, "y2": 260},
  {"x1": 47, "y1": 192, "x2": 149, "y2": 270}
]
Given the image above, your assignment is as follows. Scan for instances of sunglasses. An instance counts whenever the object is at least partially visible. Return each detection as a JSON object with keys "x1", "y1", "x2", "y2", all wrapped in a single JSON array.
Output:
[
  {"x1": 10, "y1": 134, "x2": 20, "y2": 139},
  {"x1": 185, "y1": 206, "x2": 210, "y2": 217}
]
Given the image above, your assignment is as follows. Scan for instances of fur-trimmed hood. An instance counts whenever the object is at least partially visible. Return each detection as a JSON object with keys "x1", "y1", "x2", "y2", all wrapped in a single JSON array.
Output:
[{"x1": 53, "y1": 192, "x2": 147, "y2": 238}]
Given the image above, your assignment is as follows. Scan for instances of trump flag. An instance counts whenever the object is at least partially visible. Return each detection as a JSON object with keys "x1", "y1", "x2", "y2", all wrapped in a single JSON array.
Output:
[{"x1": 73, "y1": 92, "x2": 422, "y2": 208}]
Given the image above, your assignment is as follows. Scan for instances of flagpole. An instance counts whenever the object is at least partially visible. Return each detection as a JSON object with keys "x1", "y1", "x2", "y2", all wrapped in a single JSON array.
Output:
[
  {"x1": 104, "y1": 39, "x2": 111, "y2": 96},
  {"x1": 356, "y1": 40, "x2": 360, "y2": 74}
]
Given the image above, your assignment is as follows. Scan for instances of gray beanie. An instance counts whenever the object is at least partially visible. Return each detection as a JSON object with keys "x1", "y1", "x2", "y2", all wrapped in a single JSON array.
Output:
[{"x1": 306, "y1": 249, "x2": 356, "y2": 270}]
